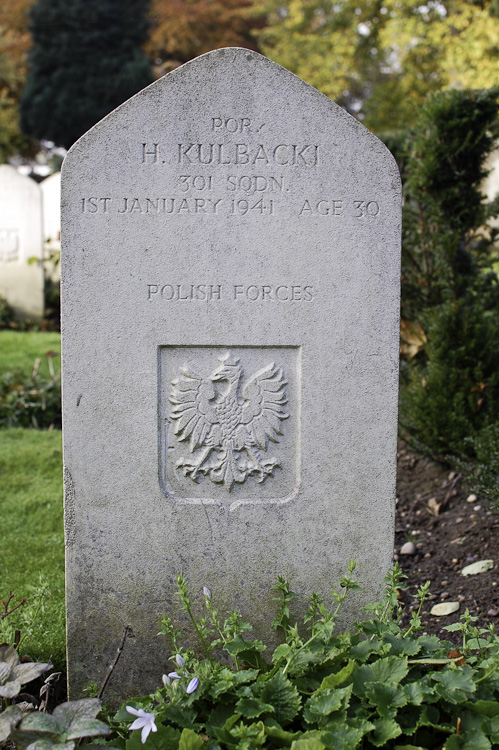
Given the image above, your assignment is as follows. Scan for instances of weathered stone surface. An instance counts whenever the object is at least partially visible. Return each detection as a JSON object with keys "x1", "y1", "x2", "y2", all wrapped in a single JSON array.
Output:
[
  {"x1": 62, "y1": 48, "x2": 401, "y2": 701},
  {"x1": 40, "y1": 172, "x2": 61, "y2": 282},
  {"x1": 0, "y1": 165, "x2": 44, "y2": 319}
]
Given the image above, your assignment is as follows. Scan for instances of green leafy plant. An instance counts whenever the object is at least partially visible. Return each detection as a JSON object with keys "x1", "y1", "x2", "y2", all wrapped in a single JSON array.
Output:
[
  {"x1": 11, "y1": 697, "x2": 111, "y2": 750},
  {"x1": 0, "y1": 296, "x2": 14, "y2": 330},
  {"x1": 104, "y1": 566, "x2": 499, "y2": 750},
  {"x1": 0, "y1": 355, "x2": 61, "y2": 428},
  {"x1": 0, "y1": 644, "x2": 51, "y2": 701}
]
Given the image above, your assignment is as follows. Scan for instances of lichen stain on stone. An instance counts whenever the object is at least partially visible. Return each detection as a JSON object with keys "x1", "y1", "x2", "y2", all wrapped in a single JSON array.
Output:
[{"x1": 64, "y1": 466, "x2": 77, "y2": 546}]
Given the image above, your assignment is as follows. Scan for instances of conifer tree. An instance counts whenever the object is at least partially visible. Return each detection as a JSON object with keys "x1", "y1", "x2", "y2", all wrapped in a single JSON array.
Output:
[{"x1": 19, "y1": 0, "x2": 153, "y2": 149}]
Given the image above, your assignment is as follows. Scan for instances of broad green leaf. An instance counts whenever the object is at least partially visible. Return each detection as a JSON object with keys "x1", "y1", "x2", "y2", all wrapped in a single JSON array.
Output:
[
  {"x1": 384, "y1": 634, "x2": 421, "y2": 657},
  {"x1": 0, "y1": 704, "x2": 22, "y2": 742},
  {"x1": 235, "y1": 697, "x2": 274, "y2": 719},
  {"x1": 303, "y1": 686, "x2": 352, "y2": 724},
  {"x1": 444, "y1": 729, "x2": 492, "y2": 750},
  {"x1": 0, "y1": 679, "x2": 21, "y2": 698},
  {"x1": 179, "y1": 728, "x2": 204, "y2": 750},
  {"x1": 365, "y1": 682, "x2": 408, "y2": 717},
  {"x1": 11, "y1": 662, "x2": 52, "y2": 685},
  {"x1": 349, "y1": 638, "x2": 383, "y2": 662},
  {"x1": 53, "y1": 699, "x2": 102, "y2": 729},
  {"x1": 27, "y1": 741, "x2": 75, "y2": 750},
  {"x1": 205, "y1": 704, "x2": 237, "y2": 733},
  {"x1": 258, "y1": 671, "x2": 301, "y2": 726},
  {"x1": 162, "y1": 705, "x2": 198, "y2": 730},
  {"x1": 432, "y1": 666, "x2": 476, "y2": 704},
  {"x1": 19, "y1": 713, "x2": 62, "y2": 735},
  {"x1": 404, "y1": 680, "x2": 433, "y2": 706},
  {"x1": 320, "y1": 660, "x2": 356, "y2": 689},
  {"x1": 126, "y1": 724, "x2": 180, "y2": 750},
  {"x1": 264, "y1": 722, "x2": 301, "y2": 745},
  {"x1": 290, "y1": 738, "x2": 325, "y2": 750},
  {"x1": 318, "y1": 724, "x2": 369, "y2": 750},
  {"x1": 352, "y1": 657, "x2": 409, "y2": 697},
  {"x1": 417, "y1": 635, "x2": 442, "y2": 652},
  {"x1": 482, "y1": 716, "x2": 499, "y2": 743},
  {"x1": 272, "y1": 644, "x2": 292, "y2": 663},
  {"x1": 66, "y1": 718, "x2": 110, "y2": 740},
  {"x1": 464, "y1": 700, "x2": 499, "y2": 718},
  {"x1": 0, "y1": 644, "x2": 20, "y2": 669},
  {"x1": 370, "y1": 717, "x2": 402, "y2": 747},
  {"x1": 224, "y1": 635, "x2": 266, "y2": 657}
]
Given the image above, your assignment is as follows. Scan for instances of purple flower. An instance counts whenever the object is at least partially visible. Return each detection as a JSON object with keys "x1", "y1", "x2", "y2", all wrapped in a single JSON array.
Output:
[
  {"x1": 126, "y1": 706, "x2": 157, "y2": 744},
  {"x1": 168, "y1": 671, "x2": 181, "y2": 679},
  {"x1": 203, "y1": 587, "x2": 211, "y2": 599},
  {"x1": 186, "y1": 677, "x2": 199, "y2": 694},
  {"x1": 175, "y1": 654, "x2": 184, "y2": 667},
  {"x1": 162, "y1": 674, "x2": 171, "y2": 687}
]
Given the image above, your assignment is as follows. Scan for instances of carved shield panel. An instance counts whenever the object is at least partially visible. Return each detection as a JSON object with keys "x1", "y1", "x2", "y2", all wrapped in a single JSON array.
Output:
[{"x1": 159, "y1": 345, "x2": 300, "y2": 508}]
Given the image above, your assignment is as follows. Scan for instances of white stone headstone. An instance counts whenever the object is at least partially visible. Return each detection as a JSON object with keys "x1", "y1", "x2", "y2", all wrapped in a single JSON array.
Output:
[
  {"x1": 40, "y1": 172, "x2": 61, "y2": 282},
  {"x1": 62, "y1": 48, "x2": 401, "y2": 701},
  {"x1": 0, "y1": 165, "x2": 44, "y2": 319}
]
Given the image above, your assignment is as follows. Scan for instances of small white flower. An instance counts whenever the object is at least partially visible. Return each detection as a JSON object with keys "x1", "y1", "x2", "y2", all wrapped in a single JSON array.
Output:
[
  {"x1": 186, "y1": 677, "x2": 199, "y2": 694},
  {"x1": 162, "y1": 673, "x2": 171, "y2": 687},
  {"x1": 126, "y1": 706, "x2": 158, "y2": 744},
  {"x1": 175, "y1": 654, "x2": 184, "y2": 667},
  {"x1": 203, "y1": 586, "x2": 211, "y2": 599}
]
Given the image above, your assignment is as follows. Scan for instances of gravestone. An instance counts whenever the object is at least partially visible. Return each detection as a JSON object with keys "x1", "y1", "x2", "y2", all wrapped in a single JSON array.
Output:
[
  {"x1": 0, "y1": 165, "x2": 44, "y2": 319},
  {"x1": 62, "y1": 48, "x2": 401, "y2": 701},
  {"x1": 41, "y1": 172, "x2": 61, "y2": 281}
]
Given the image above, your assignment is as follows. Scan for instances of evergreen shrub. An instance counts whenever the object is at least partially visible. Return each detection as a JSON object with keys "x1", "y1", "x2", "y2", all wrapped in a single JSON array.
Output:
[{"x1": 399, "y1": 87, "x2": 499, "y2": 477}]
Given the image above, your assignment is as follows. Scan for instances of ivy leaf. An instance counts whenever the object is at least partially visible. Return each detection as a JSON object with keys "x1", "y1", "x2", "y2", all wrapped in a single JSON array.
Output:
[
  {"x1": 320, "y1": 661, "x2": 356, "y2": 690},
  {"x1": 257, "y1": 671, "x2": 301, "y2": 726},
  {"x1": 179, "y1": 728, "x2": 205, "y2": 750},
  {"x1": 370, "y1": 717, "x2": 402, "y2": 747},
  {"x1": 352, "y1": 657, "x2": 409, "y2": 697},
  {"x1": 432, "y1": 666, "x2": 476, "y2": 704},
  {"x1": 365, "y1": 682, "x2": 408, "y2": 717}
]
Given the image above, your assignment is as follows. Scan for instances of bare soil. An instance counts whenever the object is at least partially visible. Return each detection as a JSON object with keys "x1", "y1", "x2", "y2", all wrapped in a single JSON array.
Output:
[{"x1": 395, "y1": 442, "x2": 499, "y2": 642}]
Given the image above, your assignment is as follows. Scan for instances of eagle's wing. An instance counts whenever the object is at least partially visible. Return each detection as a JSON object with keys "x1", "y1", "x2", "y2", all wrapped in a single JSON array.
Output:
[
  {"x1": 169, "y1": 366, "x2": 219, "y2": 451},
  {"x1": 239, "y1": 363, "x2": 289, "y2": 450}
]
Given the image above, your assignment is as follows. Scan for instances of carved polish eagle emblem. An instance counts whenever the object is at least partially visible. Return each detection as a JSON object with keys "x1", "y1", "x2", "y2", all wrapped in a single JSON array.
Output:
[{"x1": 169, "y1": 352, "x2": 289, "y2": 491}]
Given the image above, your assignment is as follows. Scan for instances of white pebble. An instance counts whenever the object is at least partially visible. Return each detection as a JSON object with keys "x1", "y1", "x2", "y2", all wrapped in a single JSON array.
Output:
[{"x1": 400, "y1": 541, "x2": 416, "y2": 555}]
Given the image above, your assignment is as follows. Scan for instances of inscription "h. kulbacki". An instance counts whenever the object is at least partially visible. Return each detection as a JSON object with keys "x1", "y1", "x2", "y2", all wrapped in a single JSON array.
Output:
[{"x1": 177, "y1": 143, "x2": 319, "y2": 166}]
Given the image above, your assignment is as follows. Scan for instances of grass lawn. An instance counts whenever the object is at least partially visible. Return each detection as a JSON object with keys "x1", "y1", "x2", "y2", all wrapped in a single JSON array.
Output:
[
  {"x1": 0, "y1": 427, "x2": 65, "y2": 668},
  {"x1": 0, "y1": 330, "x2": 61, "y2": 377}
]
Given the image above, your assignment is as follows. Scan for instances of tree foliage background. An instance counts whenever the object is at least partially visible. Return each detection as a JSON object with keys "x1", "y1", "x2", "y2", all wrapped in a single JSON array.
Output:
[
  {"x1": 255, "y1": 0, "x2": 499, "y2": 133},
  {"x1": 19, "y1": 0, "x2": 153, "y2": 150}
]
